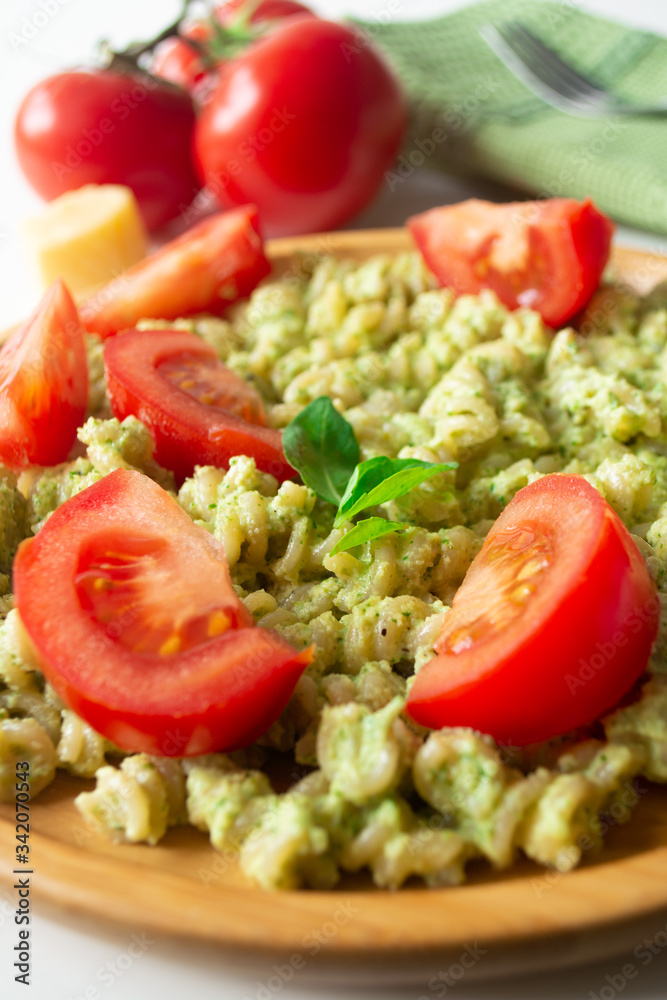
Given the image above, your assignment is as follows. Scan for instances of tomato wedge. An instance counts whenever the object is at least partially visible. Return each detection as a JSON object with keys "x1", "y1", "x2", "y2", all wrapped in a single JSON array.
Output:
[
  {"x1": 14, "y1": 469, "x2": 311, "y2": 756},
  {"x1": 406, "y1": 475, "x2": 658, "y2": 746},
  {"x1": 408, "y1": 198, "x2": 614, "y2": 329},
  {"x1": 0, "y1": 279, "x2": 88, "y2": 468},
  {"x1": 81, "y1": 205, "x2": 270, "y2": 338},
  {"x1": 104, "y1": 328, "x2": 294, "y2": 482}
]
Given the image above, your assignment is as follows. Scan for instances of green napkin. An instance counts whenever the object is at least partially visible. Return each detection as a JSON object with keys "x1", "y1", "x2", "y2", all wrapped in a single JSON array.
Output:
[{"x1": 355, "y1": 0, "x2": 667, "y2": 234}]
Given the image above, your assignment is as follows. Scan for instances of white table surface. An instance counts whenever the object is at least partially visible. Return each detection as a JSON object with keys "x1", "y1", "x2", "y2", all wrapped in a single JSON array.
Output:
[{"x1": 2, "y1": 1, "x2": 667, "y2": 997}]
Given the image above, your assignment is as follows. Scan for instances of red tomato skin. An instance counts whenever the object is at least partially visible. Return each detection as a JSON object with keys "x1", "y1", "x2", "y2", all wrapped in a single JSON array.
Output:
[
  {"x1": 150, "y1": 37, "x2": 207, "y2": 92},
  {"x1": 14, "y1": 70, "x2": 199, "y2": 231},
  {"x1": 193, "y1": 18, "x2": 406, "y2": 236},
  {"x1": 408, "y1": 198, "x2": 614, "y2": 329},
  {"x1": 81, "y1": 206, "x2": 270, "y2": 338},
  {"x1": 14, "y1": 468, "x2": 311, "y2": 756},
  {"x1": 567, "y1": 199, "x2": 615, "y2": 318},
  {"x1": 216, "y1": 0, "x2": 313, "y2": 24},
  {"x1": 406, "y1": 476, "x2": 658, "y2": 746},
  {"x1": 0, "y1": 280, "x2": 88, "y2": 468},
  {"x1": 104, "y1": 329, "x2": 294, "y2": 483}
]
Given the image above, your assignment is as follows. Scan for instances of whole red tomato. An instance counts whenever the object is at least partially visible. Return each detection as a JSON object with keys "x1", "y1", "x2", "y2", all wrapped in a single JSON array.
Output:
[
  {"x1": 192, "y1": 18, "x2": 406, "y2": 236},
  {"x1": 14, "y1": 70, "x2": 199, "y2": 230}
]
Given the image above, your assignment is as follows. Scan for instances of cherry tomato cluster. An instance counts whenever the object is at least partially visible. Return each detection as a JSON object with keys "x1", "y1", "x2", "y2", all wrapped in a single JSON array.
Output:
[{"x1": 14, "y1": 0, "x2": 406, "y2": 236}]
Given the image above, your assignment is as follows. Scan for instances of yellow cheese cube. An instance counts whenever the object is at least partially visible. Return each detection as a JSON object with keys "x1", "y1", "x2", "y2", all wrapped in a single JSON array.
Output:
[{"x1": 23, "y1": 184, "x2": 148, "y2": 296}]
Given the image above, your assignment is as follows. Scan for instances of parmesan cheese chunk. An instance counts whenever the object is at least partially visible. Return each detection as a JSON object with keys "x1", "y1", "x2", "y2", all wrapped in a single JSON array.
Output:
[{"x1": 23, "y1": 184, "x2": 148, "y2": 295}]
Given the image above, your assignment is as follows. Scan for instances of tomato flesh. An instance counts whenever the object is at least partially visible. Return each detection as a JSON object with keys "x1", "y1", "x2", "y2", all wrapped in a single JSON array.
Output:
[
  {"x1": 81, "y1": 205, "x2": 270, "y2": 339},
  {"x1": 406, "y1": 475, "x2": 658, "y2": 745},
  {"x1": 0, "y1": 279, "x2": 88, "y2": 468},
  {"x1": 74, "y1": 533, "x2": 246, "y2": 655},
  {"x1": 408, "y1": 198, "x2": 614, "y2": 329},
  {"x1": 14, "y1": 70, "x2": 198, "y2": 231},
  {"x1": 157, "y1": 352, "x2": 265, "y2": 424},
  {"x1": 104, "y1": 328, "x2": 293, "y2": 483},
  {"x1": 14, "y1": 469, "x2": 311, "y2": 756}
]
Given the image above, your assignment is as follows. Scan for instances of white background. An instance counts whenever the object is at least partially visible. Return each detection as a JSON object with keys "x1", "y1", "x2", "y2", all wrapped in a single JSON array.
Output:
[{"x1": 2, "y1": 0, "x2": 667, "y2": 998}]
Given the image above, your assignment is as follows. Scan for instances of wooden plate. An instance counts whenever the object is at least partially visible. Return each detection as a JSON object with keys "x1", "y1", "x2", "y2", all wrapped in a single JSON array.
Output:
[{"x1": 2, "y1": 231, "x2": 667, "y2": 982}]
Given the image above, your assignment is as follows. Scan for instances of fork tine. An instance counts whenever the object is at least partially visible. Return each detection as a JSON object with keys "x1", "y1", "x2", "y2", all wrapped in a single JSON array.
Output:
[
  {"x1": 480, "y1": 25, "x2": 586, "y2": 106},
  {"x1": 481, "y1": 22, "x2": 667, "y2": 117},
  {"x1": 505, "y1": 23, "x2": 608, "y2": 102},
  {"x1": 494, "y1": 23, "x2": 600, "y2": 106},
  {"x1": 480, "y1": 23, "x2": 610, "y2": 115}
]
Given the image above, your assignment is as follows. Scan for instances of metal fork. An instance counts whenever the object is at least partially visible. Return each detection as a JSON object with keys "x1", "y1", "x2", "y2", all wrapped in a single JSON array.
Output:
[{"x1": 479, "y1": 21, "x2": 667, "y2": 117}]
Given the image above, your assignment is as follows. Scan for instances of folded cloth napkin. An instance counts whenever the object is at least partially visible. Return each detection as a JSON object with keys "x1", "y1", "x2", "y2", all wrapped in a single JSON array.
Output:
[{"x1": 354, "y1": 0, "x2": 667, "y2": 235}]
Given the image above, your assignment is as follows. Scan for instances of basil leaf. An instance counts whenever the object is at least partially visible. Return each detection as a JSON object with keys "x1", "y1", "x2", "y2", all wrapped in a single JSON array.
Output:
[
  {"x1": 334, "y1": 458, "x2": 456, "y2": 528},
  {"x1": 330, "y1": 518, "x2": 408, "y2": 556},
  {"x1": 334, "y1": 456, "x2": 400, "y2": 525},
  {"x1": 283, "y1": 397, "x2": 359, "y2": 506}
]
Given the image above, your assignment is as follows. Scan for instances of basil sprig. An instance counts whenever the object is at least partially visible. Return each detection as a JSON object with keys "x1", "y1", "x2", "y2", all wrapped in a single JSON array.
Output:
[{"x1": 284, "y1": 398, "x2": 456, "y2": 554}]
